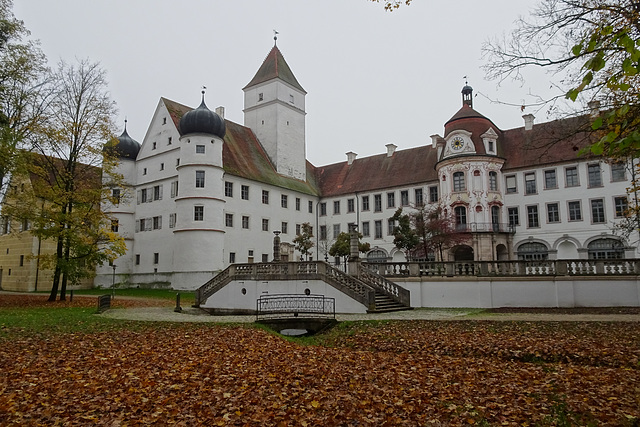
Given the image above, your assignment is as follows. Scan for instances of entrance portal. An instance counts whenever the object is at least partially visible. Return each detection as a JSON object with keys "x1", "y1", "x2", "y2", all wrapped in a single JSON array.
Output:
[{"x1": 454, "y1": 245, "x2": 474, "y2": 261}]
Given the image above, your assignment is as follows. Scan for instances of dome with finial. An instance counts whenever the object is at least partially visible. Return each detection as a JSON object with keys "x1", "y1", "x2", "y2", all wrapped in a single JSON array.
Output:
[
  {"x1": 179, "y1": 91, "x2": 226, "y2": 138},
  {"x1": 104, "y1": 121, "x2": 141, "y2": 160}
]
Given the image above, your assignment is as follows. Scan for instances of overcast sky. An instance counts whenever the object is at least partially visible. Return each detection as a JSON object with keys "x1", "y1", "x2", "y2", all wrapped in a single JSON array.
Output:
[{"x1": 15, "y1": 0, "x2": 551, "y2": 167}]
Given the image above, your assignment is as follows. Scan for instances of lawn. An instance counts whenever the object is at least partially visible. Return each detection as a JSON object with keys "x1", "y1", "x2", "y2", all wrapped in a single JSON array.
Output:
[{"x1": 0, "y1": 294, "x2": 639, "y2": 426}]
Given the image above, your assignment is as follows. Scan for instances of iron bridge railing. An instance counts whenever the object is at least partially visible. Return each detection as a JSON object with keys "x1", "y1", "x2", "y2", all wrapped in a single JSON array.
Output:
[{"x1": 256, "y1": 294, "x2": 336, "y2": 321}]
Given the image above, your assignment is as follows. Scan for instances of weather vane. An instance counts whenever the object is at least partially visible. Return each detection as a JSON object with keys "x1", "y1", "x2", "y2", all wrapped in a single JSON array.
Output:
[
  {"x1": 463, "y1": 75, "x2": 468, "y2": 85},
  {"x1": 273, "y1": 29, "x2": 279, "y2": 44}
]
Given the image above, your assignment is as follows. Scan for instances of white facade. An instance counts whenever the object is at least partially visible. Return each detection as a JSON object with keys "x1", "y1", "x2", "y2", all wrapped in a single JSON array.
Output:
[{"x1": 97, "y1": 45, "x2": 637, "y2": 291}]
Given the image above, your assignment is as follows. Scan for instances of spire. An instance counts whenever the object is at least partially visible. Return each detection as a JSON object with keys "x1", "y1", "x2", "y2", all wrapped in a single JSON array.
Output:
[
  {"x1": 243, "y1": 45, "x2": 306, "y2": 93},
  {"x1": 461, "y1": 78, "x2": 473, "y2": 108}
]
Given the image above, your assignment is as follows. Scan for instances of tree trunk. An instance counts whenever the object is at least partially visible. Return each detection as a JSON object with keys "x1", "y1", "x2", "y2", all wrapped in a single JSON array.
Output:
[
  {"x1": 60, "y1": 234, "x2": 71, "y2": 300},
  {"x1": 48, "y1": 234, "x2": 64, "y2": 301}
]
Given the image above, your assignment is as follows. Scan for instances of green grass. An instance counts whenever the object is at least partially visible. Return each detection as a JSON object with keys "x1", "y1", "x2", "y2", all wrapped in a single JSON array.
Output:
[
  {"x1": 0, "y1": 306, "x2": 132, "y2": 338},
  {"x1": 73, "y1": 288, "x2": 196, "y2": 305}
]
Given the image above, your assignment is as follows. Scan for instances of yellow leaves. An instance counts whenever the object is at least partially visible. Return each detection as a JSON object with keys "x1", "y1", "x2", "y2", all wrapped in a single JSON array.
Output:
[{"x1": 310, "y1": 400, "x2": 320, "y2": 408}]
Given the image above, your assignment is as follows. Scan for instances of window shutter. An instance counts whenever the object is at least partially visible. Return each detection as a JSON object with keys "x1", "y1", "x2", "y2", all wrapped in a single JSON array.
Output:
[
  {"x1": 135, "y1": 220, "x2": 140, "y2": 232},
  {"x1": 159, "y1": 185, "x2": 163, "y2": 200},
  {"x1": 137, "y1": 190, "x2": 141, "y2": 205},
  {"x1": 145, "y1": 217, "x2": 152, "y2": 231}
]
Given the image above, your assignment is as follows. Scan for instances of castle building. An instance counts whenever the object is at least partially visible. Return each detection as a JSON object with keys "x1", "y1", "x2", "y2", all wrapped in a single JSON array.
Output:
[{"x1": 95, "y1": 43, "x2": 634, "y2": 290}]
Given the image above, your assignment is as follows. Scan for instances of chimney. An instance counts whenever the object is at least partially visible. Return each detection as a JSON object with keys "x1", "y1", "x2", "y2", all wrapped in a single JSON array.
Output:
[
  {"x1": 522, "y1": 114, "x2": 535, "y2": 131},
  {"x1": 215, "y1": 106, "x2": 225, "y2": 119},
  {"x1": 386, "y1": 143, "x2": 397, "y2": 157},
  {"x1": 346, "y1": 151, "x2": 357, "y2": 165},
  {"x1": 588, "y1": 100, "x2": 601, "y2": 118}
]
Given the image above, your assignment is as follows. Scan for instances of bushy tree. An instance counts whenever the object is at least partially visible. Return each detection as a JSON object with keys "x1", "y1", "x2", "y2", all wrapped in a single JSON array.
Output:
[
  {"x1": 370, "y1": 0, "x2": 412, "y2": 11},
  {"x1": 328, "y1": 231, "x2": 370, "y2": 264},
  {"x1": 293, "y1": 222, "x2": 314, "y2": 261},
  {"x1": 392, "y1": 205, "x2": 471, "y2": 261}
]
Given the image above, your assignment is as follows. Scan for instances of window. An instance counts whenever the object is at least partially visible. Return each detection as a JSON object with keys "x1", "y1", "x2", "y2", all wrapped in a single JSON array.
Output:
[
  {"x1": 508, "y1": 207, "x2": 519, "y2": 226},
  {"x1": 333, "y1": 200, "x2": 340, "y2": 214},
  {"x1": 374, "y1": 194, "x2": 382, "y2": 212},
  {"x1": 362, "y1": 221, "x2": 370, "y2": 237},
  {"x1": 400, "y1": 190, "x2": 409, "y2": 206},
  {"x1": 374, "y1": 220, "x2": 383, "y2": 239},
  {"x1": 333, "y1": 224, "x2": 341, "y2": 239},
  {"x1": 225, "y1": 213, "x2": 233, "y2": 227},
  {"x1": 168, "y1": 137, "x2": 172, "y2": 145},
  {"x1": 588, "y1": 238, "x2": 624, "y2": 259},
  {"x1": 262, "y1": 190, "x2": 269, "y2": 204},
  {"x1": 489, "y1": 171, "x2": 498, "y2": 191},
  {"x1": 281, "y1": 222, "x2": 288, "y2": 234},
  {"x1": 195, "y1": 144, "x2": 205, "y2": 154},
  {"x1": 135, "y1": 254, "x2": 140, "y2": 265},
  {"x1": 547, "y1": 203, "x2": 560, "y2": 223},
  {"x1": 262, "y1": 254, "x2": 269, "y2": 263},
  {"x1": 453, "y1": 172, "x2": 465, "y2": 192},
  {"x1": 140, "y1": 188, "x2": 148, "y2": 203},
  {"x1": 229, "y1": 252, "x2": 236, "y2": 263},
  {"x1": 153, "y1": 185, "x2": 162, "y2": 201},
  {"x1": 162, "y1": 117, "x2": 167, "y2": 125},
  {"x1": 308, "y1": 201, "x2": 313, "y2": 213},
  {"x1": 429, "y1": 186, "x2": 438, "y2": 203},
  {"x1": 152, "y1": 141, "x2": 157, "y2": 150},
  {"x1": 615, "y1": 196, "x2": 628, "y2": 218},
  {"x1": 262, "y1": 218, "x2": 269, "y2": 232},
  {"x1": 241, "y1": 185, "x2": 249, "y2": 200},
  {"x1": 320, "y1": 202, "x2": 327, "y2": 216},
  {"x1": 138, "y1": 218, "x2": 146, "y2": 232},
  {"x1": 195, "y1": 170, "x2": 205, "y2": 188},
  {"x1": 525, "y1": 172, "x2": 536, "y2": 195},
  {"x1": 225, "y1": 182, "x2": 233, "y2": 197},
  {"x1": 258, "y1": 93, "x2": 264, "y2": 101},
  {"x1": 591, "y1": 199, "x2": 605, "y2": 223},
  {"x1": 153, "y1": 216, "x2": 162, "y2": 230},
  {"x1": 112, "y1": 188, "x2": 121, "y2": 205},
  {"x1": 319, "y1": 225, "x2": 327, "y2": 240},
  {"x1": 295, "y1": 197, "x2": 301, "y2": 211},
  {"x1": 347, "y1": 198, "x2": 355, "y2": 213},
  {"x1": 111, "y1": 219, "x2": 119, "y2": 232},
  {"x1": 565, "y1": 166, "x2": 579, "y2": 187},
  {"x1": 454, "y1": 206, "x2": 467, "y2": 230},
  {"x1": 296, "y1": 224, "x2": 301, "y2": 235},
  {"x1": 160, "y1": 163, "x2": 164, "y2": 171},
  {"x1": 242, "y1": 216, "x2": 249, "y2": 229},
  {"x1": 415, "y1": 188, "x2": 424, "y2": 206},
  {"x1": 527, "y1": 205, "x2": 539, "y2": 228},
  {"x1": 568, "y1": 201, "x2": 582, "y2": 221},
  {"x1": 289, "y1": 94, "x2": 294, "y2": 103},
  {"x1": 362, "y1": 196, "x2": 370, "y2": 211},
  {"x1": 281, "y1": 194, "x2": 288, "y2": 208},
  {"x1": 169, "y1": 213, "x2": 176, "y2": 228},
  {"x1": 194, "y1": 206, "x2": 204, "y2": 221},
  {"x1": 544, "y1": 169, "x2": 557, "y2": 189},
  {"x1": 488, "y1": 140, "x2": 494, "y2": 152},
  {"x1": 171, "y1": 181, "x2": 179, "y2": 198},
  {"x1": 152, "y1": 253, "x2": 159, "y2": 265},
  {"x1": 143, "y1": 168, "x2": 147, "y2": 175},
  {"x1": 517, "y1": 242, "x2": 548, "y2": 261},
  {"x1": 19, "y1": 255, "x2": 24, "y2": 267},
  {"x1": 611, "y1": 163, "x2": 626, "y2": 182},
  {"x1": 387, "y1": 192, "x2": 395, "y2": 208},
  {"x1": 491, "y1": 206, "x2": 500, "y2": 230},
  {"x1": 387, "y1": 219, "x2": 396, "y2": 235},
  {"x1": 505, "y1": 175, "x2": 517, "y2": 193},
  {"x1": 588, "y1": 163, "x2": 602, "y2": 187}
]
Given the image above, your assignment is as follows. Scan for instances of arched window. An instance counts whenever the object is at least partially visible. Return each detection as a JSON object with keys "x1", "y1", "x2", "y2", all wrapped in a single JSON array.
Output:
[
  {"x1": 491, "y1": 206, "x2": 500, "y2": 231},
  {"x1": 517, "y1": 242, "x2": 548, "y2": 261},
  {"x1": 453, "y1": 172, "x2": 465, "y2": 192},
  {"x1": 366, "y1": 248, "x2": 388, "y2": 263},
  {"x1": 587, "y1": 238, "x2": 624, "y2": 259}
]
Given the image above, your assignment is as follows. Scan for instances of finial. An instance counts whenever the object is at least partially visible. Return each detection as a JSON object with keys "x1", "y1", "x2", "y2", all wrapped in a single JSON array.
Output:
[
  {"x1": 273, "y1": 29, "x2": 279, "y2": 45},
  {"x1": 463, "y1": 75, "x2": 468, "y2": 85},
  {"x1": 201, "y1": 85, "x2": 207, "y2": 102},
  {"x1": 124, "y1": 117, "x2": 128, "y2": 131}
]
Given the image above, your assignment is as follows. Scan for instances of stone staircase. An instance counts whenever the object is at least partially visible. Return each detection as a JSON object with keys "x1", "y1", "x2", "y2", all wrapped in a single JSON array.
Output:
[{"x1": 372, "y1": 291, "x2": 412, "y2": 313}]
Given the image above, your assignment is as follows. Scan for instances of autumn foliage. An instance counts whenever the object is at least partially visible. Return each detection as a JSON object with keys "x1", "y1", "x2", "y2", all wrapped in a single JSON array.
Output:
[{"x1": 1, "y1": 297, "x2": 639, "y2": 425}]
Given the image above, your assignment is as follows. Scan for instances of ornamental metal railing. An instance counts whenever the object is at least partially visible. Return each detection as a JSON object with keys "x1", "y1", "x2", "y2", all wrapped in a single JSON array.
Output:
[{"x1": 256, "y1": 294, "x2": 335, "y2": 321}]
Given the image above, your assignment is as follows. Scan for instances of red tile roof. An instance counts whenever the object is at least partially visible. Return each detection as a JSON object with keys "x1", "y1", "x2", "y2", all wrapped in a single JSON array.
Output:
[{"x1": 243, "y1": 45, "x2": 306, "y2": 93}]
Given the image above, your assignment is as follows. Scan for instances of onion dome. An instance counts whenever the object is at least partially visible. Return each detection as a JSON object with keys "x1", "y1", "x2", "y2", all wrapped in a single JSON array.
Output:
[
  {"x1": 179, "y1": 91, "x2": 226, "y2": 138},
  {"x1": 104, "y1": 122, "x2": 141, "y2": 160}
]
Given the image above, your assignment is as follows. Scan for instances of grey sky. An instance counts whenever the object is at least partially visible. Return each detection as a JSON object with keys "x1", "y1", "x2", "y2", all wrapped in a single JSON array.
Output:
[{"x1": 15, "y1": 0, "x2": 549, "y2": 167}]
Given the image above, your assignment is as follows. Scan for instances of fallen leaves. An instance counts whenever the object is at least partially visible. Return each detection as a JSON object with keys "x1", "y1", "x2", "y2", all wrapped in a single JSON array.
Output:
[{"x1": 0, "y1": 305, "x2": 639, "y2": 425}]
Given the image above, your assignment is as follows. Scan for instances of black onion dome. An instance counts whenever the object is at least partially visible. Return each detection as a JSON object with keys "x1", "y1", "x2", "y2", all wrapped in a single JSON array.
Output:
[
  {"x1": 104, "y1": 125, "x2": 140, "y2": 159},
  {"x1": 179, "y1": 95, "x2": 226, "y2": 138}
]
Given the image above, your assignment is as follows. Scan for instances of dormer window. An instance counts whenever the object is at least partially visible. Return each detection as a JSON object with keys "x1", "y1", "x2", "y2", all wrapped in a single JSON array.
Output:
[{"x1": 488, "y1": 140, "x2": 494, "y2": 152}]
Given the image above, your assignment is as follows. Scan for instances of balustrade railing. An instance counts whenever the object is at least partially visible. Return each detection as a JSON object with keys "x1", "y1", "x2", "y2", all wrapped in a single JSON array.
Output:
[
  {"x1": 358, "y1": 267, "x2": 411, "y2": 306},
  {"x1": 363, "y1": 259, "x2": 640, "y2": 278}
]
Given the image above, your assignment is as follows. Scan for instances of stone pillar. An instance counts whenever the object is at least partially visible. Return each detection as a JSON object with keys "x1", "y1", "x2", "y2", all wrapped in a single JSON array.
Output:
[
  {"x1": 273, "y1": 231, "x2": 281, "y2": 262},
  {"x1": 347, "y1": 224, "x2": 360, "y2": 276}
]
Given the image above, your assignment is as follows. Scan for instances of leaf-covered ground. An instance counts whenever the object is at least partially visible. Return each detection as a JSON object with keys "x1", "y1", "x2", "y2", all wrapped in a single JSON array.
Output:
[
  {"x1": 1, "y1": 301, "x2": 639, "y2": 425},
  {"x1": 0, "y1": 294, "x2": 173, "y2": 309}
]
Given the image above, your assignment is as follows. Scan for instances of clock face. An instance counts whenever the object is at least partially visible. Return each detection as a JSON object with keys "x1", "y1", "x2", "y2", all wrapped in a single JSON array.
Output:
[{"x1": 450, "y1": 136, "x2": 465, "y2": 151}]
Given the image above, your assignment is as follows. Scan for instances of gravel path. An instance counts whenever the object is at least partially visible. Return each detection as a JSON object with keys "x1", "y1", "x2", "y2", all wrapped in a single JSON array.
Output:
[{"x1": 102, "y1": 306, "x2": 640, "y2": 323}]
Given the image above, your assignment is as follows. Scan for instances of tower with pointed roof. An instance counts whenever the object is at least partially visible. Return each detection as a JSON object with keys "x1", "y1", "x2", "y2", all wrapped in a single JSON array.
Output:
[{"x1": 243, "y1": 43, "x2": 307, "y2": 181}]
